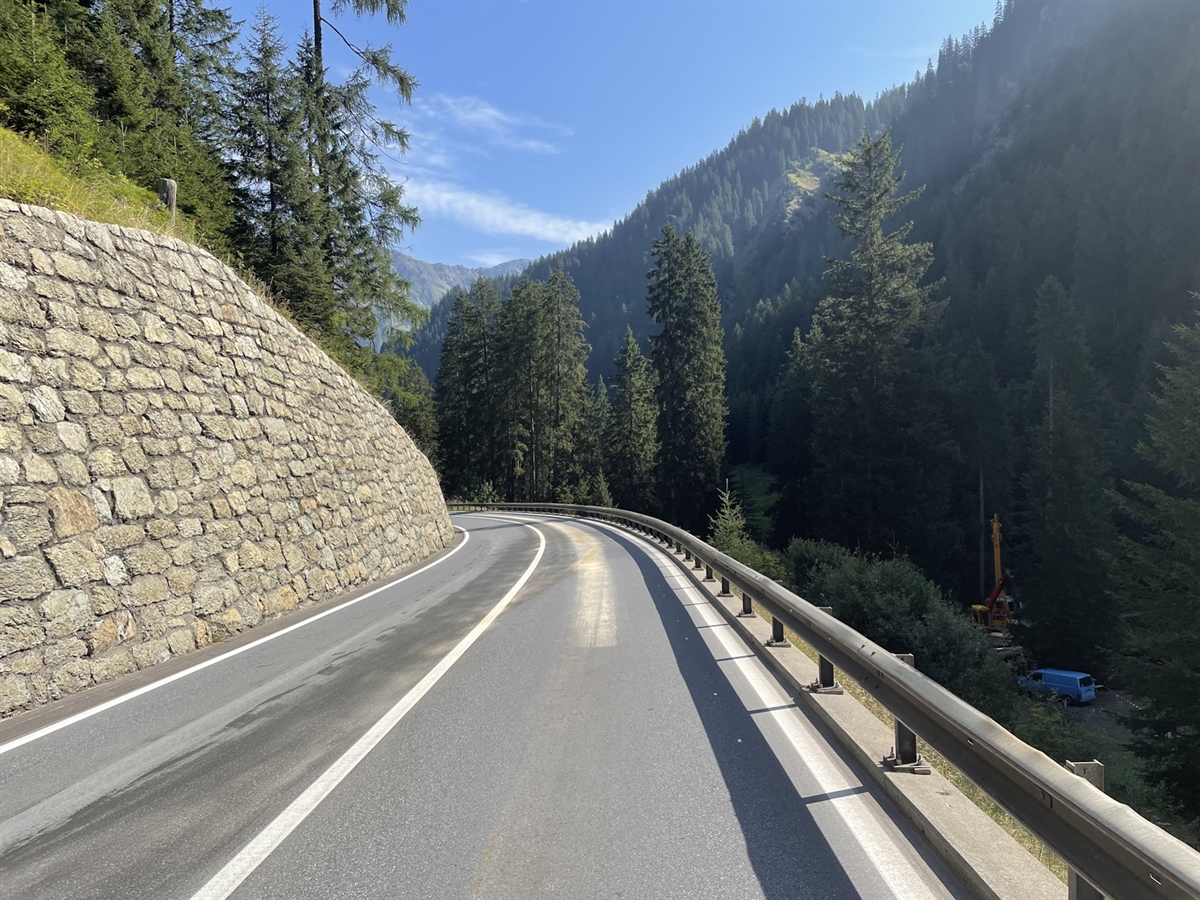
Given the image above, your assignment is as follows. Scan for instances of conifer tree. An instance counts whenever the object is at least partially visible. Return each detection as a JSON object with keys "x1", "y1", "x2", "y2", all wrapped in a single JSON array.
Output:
[
  {"x1": 371, "y1": 352, "x2": 438, "y2": 463},
  {"x1": 67, "y1": 0, "x2": 236, "y2": 244},
  {"x1": 606, "y1": 327, "x2": 658, "y2": 512},
  {"x1": 289, "y1": 34, "x2": 421, "y2": 370},
  {"x1": 541, "y1": 267, "x2": 591, "y2": 498},
  {"x1": 0, "y1": 0, "x2": 100, "y2": 162},
  {"x1": 1112, "y1": 320, "x2": 1200, "y2": 822},
  {"x1": 496, "y1": 276, "x2": 549, "y2": 500},
  {"x1": 1018, "y1": 277, "x2": 1118, "y2": 673},
  {"x1": 435, "y1": 282, "x2": 499, "y2": 498},
  {"x1": 647, "y1": 224, "x2": 727, "y2": 533},
  {"x1": 798, "y1": 127, "x2": 959, "y2": 571},
  {"x1": 560, "y1": 378, "x2": 612, "y2": 506},
  {"x1": 229, "y1": 10, "x2": 334, "y2": 331}
]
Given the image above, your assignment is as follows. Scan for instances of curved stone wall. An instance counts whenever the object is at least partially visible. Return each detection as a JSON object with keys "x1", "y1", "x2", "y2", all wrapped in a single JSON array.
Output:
[{"x1": 0, "y1": 201, "x2": 452, "y2": 715}]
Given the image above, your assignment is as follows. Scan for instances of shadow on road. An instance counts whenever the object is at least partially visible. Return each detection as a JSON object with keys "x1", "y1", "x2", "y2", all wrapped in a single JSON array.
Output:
[{"x1": 578, "y1": 521, "x2": 864, "y2": 900}]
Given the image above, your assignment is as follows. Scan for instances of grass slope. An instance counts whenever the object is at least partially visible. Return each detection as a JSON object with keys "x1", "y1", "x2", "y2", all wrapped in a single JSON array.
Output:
[{"x1": 0, "y1": 127, "x2": 198, "y2": 243}]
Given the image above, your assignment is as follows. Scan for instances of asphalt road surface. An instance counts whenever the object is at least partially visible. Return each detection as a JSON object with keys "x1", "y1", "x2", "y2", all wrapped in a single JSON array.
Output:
[{"x1": 0, "y1": 512, "x2": 972, "y2": 900}]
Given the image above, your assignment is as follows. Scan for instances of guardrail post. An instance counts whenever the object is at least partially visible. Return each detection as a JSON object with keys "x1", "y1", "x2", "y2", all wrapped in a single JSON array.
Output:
[
  {"x1": 1066, "y1": 761, "x2": 1107, "y2": 900},
  {"x1": 704, "y1": 563, "x2": 714, "y2": 582},
  {"x1": 684, "y1": 547, "x2": 693, "y2": 561},
  {"x1": 808, "y1": 607, "x2": 844, "y2": 694},
  {"x1": 737, "y1": 588, "x2": 754, "y2": 617},
  {"x1": 765, "y1": 613, "x2": 787, "y2": 646},
  {"x1": 883, "y1": 653, "x2": 930, "y2": 774},
  {"x1": 719, "y1": 576, "x2": 731, "y2": 597},
  {"x1": 693, "y1": 553, "x2": 703, "y2": 572}
]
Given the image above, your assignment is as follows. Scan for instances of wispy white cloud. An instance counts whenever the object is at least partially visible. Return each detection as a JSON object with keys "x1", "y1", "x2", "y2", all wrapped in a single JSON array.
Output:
[
  {"x1": 413, "y1": 93, "x2": 570, "y2": 154},
  {"x1": 469, "y1": 251, "x2": 522, "y2": 268},
  {"x1": 406, "y1": 179, "x2": 605, "y2": 245},
  {"x1": 847, "y1": 42, "x2": 936, "y2": 61}
]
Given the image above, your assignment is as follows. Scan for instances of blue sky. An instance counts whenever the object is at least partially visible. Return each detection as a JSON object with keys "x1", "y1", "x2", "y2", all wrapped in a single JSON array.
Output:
[{"x1": 228, "y1": 1, "x2": 996, "y2": 267}]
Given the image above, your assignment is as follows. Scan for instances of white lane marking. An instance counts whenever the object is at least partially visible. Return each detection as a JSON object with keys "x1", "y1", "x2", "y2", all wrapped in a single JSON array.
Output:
[
  {"x1": 694, "y1": 605, "x2": 937, "y2": 899},
  {"x1": 190, "y1": 521, "x2": 546, "y2": 900},
  {"x1": 590, "y1": 523, "x2": 943, "y2": 900},
  {"x1": 0, "y1": 528, "x2": 472, "y2": 758}
]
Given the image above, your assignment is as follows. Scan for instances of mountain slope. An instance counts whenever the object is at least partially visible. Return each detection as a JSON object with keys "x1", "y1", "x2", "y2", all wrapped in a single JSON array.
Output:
[{"x1": 408, "y1": 0, "x2": 1193, "y2": 393}]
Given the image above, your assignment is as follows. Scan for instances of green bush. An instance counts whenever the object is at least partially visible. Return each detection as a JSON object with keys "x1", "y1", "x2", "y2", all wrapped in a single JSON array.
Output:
[{"x1": 789, "y1": 543, "x2": 1003, "y2": 703}]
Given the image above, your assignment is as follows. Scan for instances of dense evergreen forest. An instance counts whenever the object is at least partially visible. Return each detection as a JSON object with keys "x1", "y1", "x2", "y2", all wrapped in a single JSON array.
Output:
[
  {"x1": 0, "y1": 0, "x2": 431, "y2": 435},
  {"x1": 425, "y1": 0, "x2": 1199, "y2": 839}
]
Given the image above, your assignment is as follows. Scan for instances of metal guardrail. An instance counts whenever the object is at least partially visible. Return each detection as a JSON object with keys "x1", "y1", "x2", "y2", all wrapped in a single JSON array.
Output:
[{"x1": 452, "y1": 502, "x2": 1200, "y2": 900}]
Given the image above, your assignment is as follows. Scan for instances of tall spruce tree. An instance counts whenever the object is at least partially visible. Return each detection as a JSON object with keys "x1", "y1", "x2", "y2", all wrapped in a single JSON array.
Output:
[
  {"x1": 606, "y1": 327, "x2": 658, "y2": 512},
  {"x1": 1111, "y1": 320, "x2": 1200, "y2": 822},
  {"x1": 1018, "y1": 276, "x2": 1118, "y2": 673},
  {"x1": 647, "y1": 224, "x2": 727, "y2": 533},
  {"x1": 541, "y1": 267, "x2": 592, "y2": 499},
  {"x1": 287, "y1": 33, "x2": 421, "y2": 371},
  {"x1": 229, "y1": 10, "x2": 334, "y2": 331},
  {"x1": 797, "y1": 127, "x2": 959, "y2": 573},
  {"x1": 435, "y1": 281, "x2": 500, "y2": 498},
  {"x1": 496, "y1": 276, "x2": 549, "y2": 501},
  {"x1": 299, "y1": 0, "x2": 420, "y2": 373}
]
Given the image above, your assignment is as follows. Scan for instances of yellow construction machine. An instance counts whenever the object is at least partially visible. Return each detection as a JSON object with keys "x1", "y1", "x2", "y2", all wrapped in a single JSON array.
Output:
[{"x1": 972, "y1": 514, "x2": 1015, "y2": 630}]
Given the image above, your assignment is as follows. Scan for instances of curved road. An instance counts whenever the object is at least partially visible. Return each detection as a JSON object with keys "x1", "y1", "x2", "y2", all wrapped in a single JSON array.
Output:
[{"x1": 0, "y1": 512, "x2": 971, "y2": 899}]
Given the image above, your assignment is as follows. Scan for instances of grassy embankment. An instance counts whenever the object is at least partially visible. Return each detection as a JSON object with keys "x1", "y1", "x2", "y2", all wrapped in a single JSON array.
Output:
[
  {"x1": 0, "y1": 126, "x2": 285, "y2": 329},
  {"x1": 0, "y1": 126, "x2": 198, "y2": 242}
]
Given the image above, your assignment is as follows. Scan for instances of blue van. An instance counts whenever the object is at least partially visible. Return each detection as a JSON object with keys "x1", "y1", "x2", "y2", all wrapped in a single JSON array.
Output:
[{"x1": 1018, "y1": 668, "x2": 1096, "y2": 704}]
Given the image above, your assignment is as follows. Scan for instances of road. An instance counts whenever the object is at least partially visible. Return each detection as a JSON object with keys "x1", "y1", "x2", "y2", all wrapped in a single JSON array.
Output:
[{"x1": 0, "y1": 512, "x2": 972, "y2": 900}]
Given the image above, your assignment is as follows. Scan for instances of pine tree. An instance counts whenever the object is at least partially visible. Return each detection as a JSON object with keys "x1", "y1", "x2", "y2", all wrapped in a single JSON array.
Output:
[
  {"x1": 286, "y1": 34, "x2": 421, "y2": 371},
  {"x1": 68, "y1": 0, "x2": 236, "y2": 245},
  {"x1": 647, "y1": 224, "x2": 727, "y2": 534},
  {"x1": 1112, "y1": 320, "x2": 1200, "y2": 821},
  {"x1": 606, "y1": 327, "x2": 657, "y2": 512},
  {"x1": 768, "y1": 330, "x2": 814, "y2": 544},
  {"x1": 560, "y1": 377, "x2": 612, "y2": 506},
  {"x1": 541, "y1": 267, "x2": 591, "y2": 499},
  {"x1": 229, "y1": 10, "x2": 334, "y2": 332},
  {"x1": 0, "y1": 0, "x2": 100, "y2": 162},
  {"x1": 798, "y1": 127, "x2": 959, "y2": 571},
  {"x1": 369, "y1": 351, "x2": 438, "y2": 463},
  {"x1": 434, "y1": 282, "x2": 499, "y2": 498},
  {"x1": 300, "y1": 0, "x2": 420, "y2": 373},
  {"x1": 496, "y1": 276, "x2": 549, "y2": 500},
  {"x1": 1018, "y1": 277, "x2": 1118, "y2": 673}
]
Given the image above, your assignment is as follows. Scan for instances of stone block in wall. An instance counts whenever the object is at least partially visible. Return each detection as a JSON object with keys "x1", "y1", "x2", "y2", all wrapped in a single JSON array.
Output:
[{"x1": 46, "y1": 487, "x2": 99, "y2": 537}]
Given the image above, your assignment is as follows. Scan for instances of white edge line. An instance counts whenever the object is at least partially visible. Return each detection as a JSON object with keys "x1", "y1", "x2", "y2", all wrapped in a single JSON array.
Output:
[
  {"x1": 0, "y1": 526, "x2": 474, "y2": 757},
  {"x1": 190, "y1": 520, "x2": 546, "y2": 900}
]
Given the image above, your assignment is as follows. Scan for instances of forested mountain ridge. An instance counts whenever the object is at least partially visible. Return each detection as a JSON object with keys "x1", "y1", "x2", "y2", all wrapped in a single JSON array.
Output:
[{"x1": 407, "y1": 0, "x2": 1159, "y2": 385}]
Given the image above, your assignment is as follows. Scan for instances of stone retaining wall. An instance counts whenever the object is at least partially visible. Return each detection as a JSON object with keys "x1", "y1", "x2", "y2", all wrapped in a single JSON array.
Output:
[{"x1": 0, "y1": 201, "x2": 452, "y2": 716}]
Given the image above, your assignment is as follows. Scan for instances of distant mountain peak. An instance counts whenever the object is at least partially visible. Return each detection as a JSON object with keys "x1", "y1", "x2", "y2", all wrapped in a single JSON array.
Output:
[{"x1": 390, "y1": 250, "x2": 531, "y2": 309}]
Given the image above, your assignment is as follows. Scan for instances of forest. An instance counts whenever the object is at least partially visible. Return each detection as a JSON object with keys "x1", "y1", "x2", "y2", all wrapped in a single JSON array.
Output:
[
  {"x1": 1, "y1": 0, "x2": 1195, "y2": 849},
  {"x1": 420, "y1": 0, "x2": 1199, "y2": 842}
]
